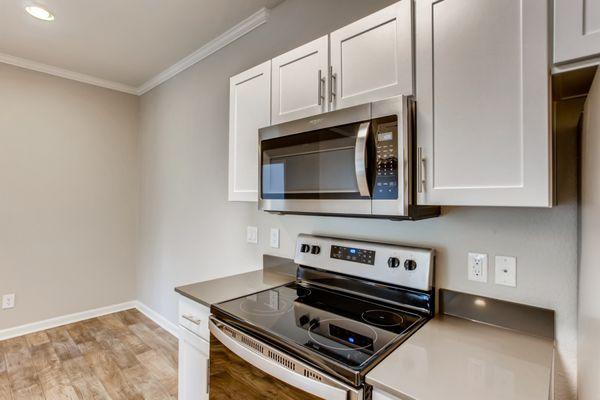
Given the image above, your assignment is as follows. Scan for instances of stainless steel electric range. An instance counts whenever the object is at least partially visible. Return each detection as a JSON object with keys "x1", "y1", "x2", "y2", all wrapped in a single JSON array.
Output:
[{"x1": 209, "y1": 234, "x2": 435, "y2": 400}]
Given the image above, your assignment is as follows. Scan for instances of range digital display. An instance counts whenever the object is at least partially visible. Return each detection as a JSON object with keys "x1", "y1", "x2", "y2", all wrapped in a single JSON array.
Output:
[{"x1": 330, "y1": 245, "x2": 375, "y2": 265}]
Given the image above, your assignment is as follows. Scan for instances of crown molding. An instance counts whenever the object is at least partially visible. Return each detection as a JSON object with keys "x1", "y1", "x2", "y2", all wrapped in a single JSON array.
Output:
[
  {"x1": 0, "y1": 52, "x2": 139, "y2": 94},
  {"x1": 0, "y1": 7, "x2": 270, "y2": 96},
  {"x1": 137, "y1": 7, "x2": 270, "y2": 95}
]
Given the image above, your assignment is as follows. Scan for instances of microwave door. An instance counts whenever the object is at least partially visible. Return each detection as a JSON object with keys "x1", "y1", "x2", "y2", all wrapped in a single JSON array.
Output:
[{"x1": 260, "y1": 121, "x2": 372, "y2": 215}]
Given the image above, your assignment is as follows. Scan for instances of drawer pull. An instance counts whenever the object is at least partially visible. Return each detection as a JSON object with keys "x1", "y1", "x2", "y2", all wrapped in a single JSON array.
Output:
[{"x1": 182, "y1": 314, "x2": 202, "y2": 325}]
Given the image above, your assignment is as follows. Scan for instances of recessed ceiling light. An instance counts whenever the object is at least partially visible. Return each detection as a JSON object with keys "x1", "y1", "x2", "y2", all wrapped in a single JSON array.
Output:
[{"x1": 25, "y1": 5, "x2": 54, "y2": 21}]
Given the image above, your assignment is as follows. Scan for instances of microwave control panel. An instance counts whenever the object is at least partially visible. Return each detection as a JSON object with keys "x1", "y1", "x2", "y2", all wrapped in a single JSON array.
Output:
[{"x1": 373, "y1": 121, "x2": 398, "y2": 199}]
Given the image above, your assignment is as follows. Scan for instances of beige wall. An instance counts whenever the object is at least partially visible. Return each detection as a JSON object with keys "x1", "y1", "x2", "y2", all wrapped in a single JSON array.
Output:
[
  {"x1": 137, "y1": 0, "x2": 579, "y2": 398},
  {"x1": 579, "y1": 69, "x2": 600, "y2": 399},
  {"x1": 0, "y1": 63, "x2": 139, "y2": 330}
]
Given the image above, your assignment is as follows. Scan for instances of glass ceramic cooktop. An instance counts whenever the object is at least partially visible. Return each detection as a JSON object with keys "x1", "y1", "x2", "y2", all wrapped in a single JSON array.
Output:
[{"x1": 213, "y1": 282, "x2": 423, "y2": 369}]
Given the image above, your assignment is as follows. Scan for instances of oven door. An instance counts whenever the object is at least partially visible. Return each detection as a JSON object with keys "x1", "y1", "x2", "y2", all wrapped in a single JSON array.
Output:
[
  {"x1": 259, "y1": 120, "x2": 373, "y2": 215},
  {"x1": 209, "y1": 318, "x2": 361, "y2": 400}
]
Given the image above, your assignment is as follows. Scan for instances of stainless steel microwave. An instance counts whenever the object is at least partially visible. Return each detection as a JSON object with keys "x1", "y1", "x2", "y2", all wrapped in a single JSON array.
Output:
[{"x1": 258, "y1": 96, "x2": 440, "y2": 220}]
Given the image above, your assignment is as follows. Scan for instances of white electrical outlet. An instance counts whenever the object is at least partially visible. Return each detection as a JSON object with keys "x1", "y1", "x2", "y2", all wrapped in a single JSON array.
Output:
[
  {"x1": 495, "y1": 256, "x2": 517, "y2": 287},
  {"x1": 468, "y1": 253, "x2": 488, "y2": 283},
  {"x1": 246, "y1": 226, "x2": 258, "y2": 244},
  {"x1": 270, "y1": 228, "x2": 280, "y2": 248},
  {"x1": 2, "y1": 294, "x2": 15, "y2": 309}
]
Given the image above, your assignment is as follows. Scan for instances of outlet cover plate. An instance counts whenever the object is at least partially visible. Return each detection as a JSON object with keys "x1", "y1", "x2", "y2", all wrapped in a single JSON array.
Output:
[
  {"x1": 2, "y1": 294, "x2": 15, "y2": 309},
  {"x1": 246, "y1": 226, "x2": 258, "y2": 244},
  {"x1": 495, "y1": 256, "x2": 517, "y2": 287},
  {"x1": 468, "y1": 253, "x2": 488, "y2": 283},
  {"x1": 270, "y1": 228, "x2": 280, "y2": 248}
]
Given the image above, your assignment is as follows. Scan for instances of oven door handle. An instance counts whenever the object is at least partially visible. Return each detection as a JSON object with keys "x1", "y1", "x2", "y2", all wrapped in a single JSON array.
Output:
[
  {"x1": 354, "y1": 122, "x2": 371, "y2": 197},
  {"x1": 209, "y1": 320, "x2": 350, "y2": 400}
]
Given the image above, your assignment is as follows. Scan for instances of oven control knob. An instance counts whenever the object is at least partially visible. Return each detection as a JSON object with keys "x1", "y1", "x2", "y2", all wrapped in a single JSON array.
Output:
[
  {"x1": 387, "y1": 257, "x2": 401, "y2": 268},
  {"x1": 310, "y1": 245, "x2": 321, "y2": 255},
  {"x1": 404, "y1": 259, "x2": 417, "y2": 271},
  {"x1": 300, "y1": 244, "x2": 310, "y2": 253},
  {"x1": 299, "y1": 315, "x2": 310, "y2": 326}
]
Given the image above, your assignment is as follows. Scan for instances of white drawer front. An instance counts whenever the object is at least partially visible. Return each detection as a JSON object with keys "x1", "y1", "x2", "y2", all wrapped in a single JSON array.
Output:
[{"x1": 178, "y1": 296, "x2": 210, "y2": 341}]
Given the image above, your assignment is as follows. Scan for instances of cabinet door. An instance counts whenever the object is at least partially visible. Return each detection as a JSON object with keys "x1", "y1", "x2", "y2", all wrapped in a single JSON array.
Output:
[
  {"x1": 228, "y1": 61, "x2": 271, "y2": 202},
  {"x1": 372, "y1": 388, "x2": 401, "y2": 400},
  {"x1": 178, "y1": 328, "x2": 209, "y2": 400},
  {"x1": 271, "y1": 36, "x2": 329, "y2": 124},
  {"x1": 416, "y1": 0, "x2": 551, "y2": 207},
  {"x1": 330, "y1": 0, "x2": 413, "y2": 111},
  {"x1": 555, "y1": 0, "x2": 600, "y2": 64}
]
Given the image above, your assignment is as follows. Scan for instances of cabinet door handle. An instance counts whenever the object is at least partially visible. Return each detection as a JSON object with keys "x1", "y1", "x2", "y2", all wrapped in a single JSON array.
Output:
[
  {"x1": 317, "y1": 70, "x2": 325, "y2": 106},
  {"x1": 329, "y1": 66, "x2": 336, "y2": 103},
  {"x1": 417, "y1": 147, "x2": 426, "y2": 193},
  {"x1": 206, "y1": 358, "x2": 210, "y2": 394},
  {"x1": 182, "y1": 314, "x2": 201, "y2": 325}
]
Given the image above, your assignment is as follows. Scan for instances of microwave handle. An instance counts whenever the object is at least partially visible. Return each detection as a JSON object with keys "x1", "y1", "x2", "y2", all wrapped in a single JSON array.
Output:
[{"x1": 355, "y1": 122, "x2": 371, "y2": 197}]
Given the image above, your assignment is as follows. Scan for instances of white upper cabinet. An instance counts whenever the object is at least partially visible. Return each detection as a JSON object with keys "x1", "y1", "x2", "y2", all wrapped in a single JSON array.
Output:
[
  {"x1": 271, "y1": 36, "x2": 329, "y2": 124},
  {"x1": 228, "y1": 61, "x2": 271, "y2": 202},
  {"x1": 555, "y1": 0, "x2": 600, "y2": 65},
  {"x1": 330, "y1": 0, "x2": 413, "y2": 111},
  {"x1": 416, "y1": 0, "x2": 552, "y2": 207}
]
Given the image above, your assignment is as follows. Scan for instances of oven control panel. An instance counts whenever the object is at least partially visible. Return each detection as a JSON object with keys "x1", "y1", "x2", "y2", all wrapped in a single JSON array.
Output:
[
  {"x1": 373, "y1": 121, "x2": 398, "y2": 200},
  {"x1": 294, "y1": 234, "x2": 434, "y2": 291},
  {"x1": 330, "y1": 245, "x2": 375, "y2": 265}
]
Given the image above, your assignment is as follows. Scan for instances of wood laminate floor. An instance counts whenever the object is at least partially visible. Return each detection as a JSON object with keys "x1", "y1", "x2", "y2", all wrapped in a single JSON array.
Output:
[{"x1": 0, "y1": 309, "x2": 178, "y2": 400}]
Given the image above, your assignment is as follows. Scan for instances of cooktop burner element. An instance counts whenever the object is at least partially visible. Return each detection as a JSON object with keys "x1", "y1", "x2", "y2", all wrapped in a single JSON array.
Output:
[
  {"x1": 239, "y1": 291, "x2": 293, "y2": 316},
  {"x1": 361, "y1": 309, "x2": 405, "y2": 327}
]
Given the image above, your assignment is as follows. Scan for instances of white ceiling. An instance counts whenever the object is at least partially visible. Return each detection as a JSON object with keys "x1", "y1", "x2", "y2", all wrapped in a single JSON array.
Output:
[{"x1": 0, "y1": 0, "x2": 281, "y2": 91}]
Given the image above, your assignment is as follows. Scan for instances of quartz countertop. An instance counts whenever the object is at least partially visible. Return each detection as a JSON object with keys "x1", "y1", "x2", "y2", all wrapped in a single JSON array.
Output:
[
  {"x1": 174, "y1": 257, "x2": 297, "y2": 307},
  {"x1": 366, "y1": 315, "x2": 554, "y2": 400}
]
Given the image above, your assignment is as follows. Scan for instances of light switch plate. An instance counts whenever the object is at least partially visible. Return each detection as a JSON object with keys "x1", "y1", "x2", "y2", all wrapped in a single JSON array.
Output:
[
  {"x1": 468, "y1": 253, "x2": 488, "y2": 283},
  {"x1": 495, "y1": 256, "x2": 517, "y2": 287},
  {"x1": 270, "y1": 228, "x2": 280, "y2": 248},
  {"x1": 2, "y1": 294, "x2": 15, "y2": 309},
  {"x1": 246, "y1": 226, "x2": 258, "y2": 244}
]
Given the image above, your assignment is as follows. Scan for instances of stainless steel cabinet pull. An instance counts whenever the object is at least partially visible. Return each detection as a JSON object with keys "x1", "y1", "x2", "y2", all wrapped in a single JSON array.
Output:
[
  {"x1": 417, "y1": 147, "x2": 426, "y2": 193},
  {"x1": 206, "y1": 358, "x2": 210, "y2": 394},
  {"x1": 329, "y1": 66, "x2": 336, "y2": 103},
  {"x1": 182, "y1": 314, "x2": 201, "y2": 325},
  {"x1": 317, "y1": 70, "x2": 325, "y2": 106}
]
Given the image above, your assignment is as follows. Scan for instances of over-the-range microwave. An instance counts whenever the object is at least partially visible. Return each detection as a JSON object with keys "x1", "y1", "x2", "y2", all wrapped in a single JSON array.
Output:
[{"x1": 258, "y1": 96, "x2": 440, "y2": 220}]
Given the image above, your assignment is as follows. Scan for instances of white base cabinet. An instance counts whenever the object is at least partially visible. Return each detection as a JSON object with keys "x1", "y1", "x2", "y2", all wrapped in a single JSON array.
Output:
[
  {"x1": 415, "y1": 0, "x2": 552, "y2": 207},
  {"x1": 178, "y1": 327, "x2": 209, "y2": 400},
  {"x1": 178, "y1": 296, "x2": 210, "y2": 400},
  {"x1": 554, "y1": 0, "x2": 600, "y2": 65},
  {"x1": 372, "y1": 388, "x2": 401, "y2": 400}
]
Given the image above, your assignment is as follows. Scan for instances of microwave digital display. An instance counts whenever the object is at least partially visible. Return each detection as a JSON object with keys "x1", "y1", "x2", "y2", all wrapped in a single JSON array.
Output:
[{"x1": 377, "y1": 131, "x2": 394, "y2": 142}]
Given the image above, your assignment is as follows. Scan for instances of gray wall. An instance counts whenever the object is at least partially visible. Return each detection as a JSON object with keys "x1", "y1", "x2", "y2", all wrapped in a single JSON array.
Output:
[
  {"x1": 0, "y1": 63, "x2": 139, "y2": 330},
  {"x1": 137, "y1": 0, "x2": 578, "y2": 397},
  {"x1": 579, "y1": 69, "x2": 600, "y2": 399}
]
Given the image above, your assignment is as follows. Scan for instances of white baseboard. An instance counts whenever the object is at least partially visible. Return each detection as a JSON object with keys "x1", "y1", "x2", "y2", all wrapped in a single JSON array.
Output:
[
  {"x1": 134, "y1": 301, "x2": 180, "y2": 338},
  {"x1": 0, "y1": 301, "x2": 137, "y2": 341},
  {"x1": 0, "y1": 300, "x2": 180, "y2": 342}
]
